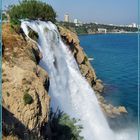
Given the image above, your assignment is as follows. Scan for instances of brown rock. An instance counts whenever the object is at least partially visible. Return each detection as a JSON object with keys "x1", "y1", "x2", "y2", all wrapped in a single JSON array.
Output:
[
  {"x1": 2, "y1": 23, "x2": 50, "y2": 138},
  {"x1": 94, "y1": 80, "x2": 104, "y2": 93},
  {"x1": 58, "y1": 26, "x2": 79, "y2": 45},
  {"x1": 80, "y1": 64, "x2": 89, "y2": 76},
  {"x1": 112, "y1": 107, "x2": 121, "y2": 115},
  {"x1": 118, "y1": 106, "x2": 128, "y2": 113},
  {"x1": 76, "y1": 48, "x2": 85, "y2": 64},
  {"x1": 2, "y1": 135, "x2": 19, "y2": 140}
]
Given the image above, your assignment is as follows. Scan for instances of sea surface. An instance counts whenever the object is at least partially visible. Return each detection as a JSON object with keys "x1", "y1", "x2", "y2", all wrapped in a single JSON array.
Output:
[{"x1": 79, "y1": 33, "x2": 138, "y2": 128}]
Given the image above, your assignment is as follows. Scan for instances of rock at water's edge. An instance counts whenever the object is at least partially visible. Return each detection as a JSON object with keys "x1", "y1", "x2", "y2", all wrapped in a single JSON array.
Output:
[{"x1": 59, "y1": 25, "x2": 127, "y2": 118}]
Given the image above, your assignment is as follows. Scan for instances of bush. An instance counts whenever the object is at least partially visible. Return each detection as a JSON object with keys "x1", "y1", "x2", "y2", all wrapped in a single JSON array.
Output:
[
  {"x1": 2, "y1": 13, "x2": 8, "y2": 21},
  {"x1": 8, "y1": 0, "x2": 56, "y2": 25},
  {"x1": 23, "y1": 93, "x2": 33, "y2": 105},
  {"x1": 48, "y1": 109, "x2": 84, "y2": 140}
]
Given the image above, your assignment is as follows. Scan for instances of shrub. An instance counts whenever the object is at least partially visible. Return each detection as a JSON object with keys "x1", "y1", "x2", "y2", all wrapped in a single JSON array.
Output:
[
  {"x1": 23, "y1": 93, "x2": 33, "y2": 105},
  {"x1": 6, "y1": 92, "x2": 10, "y2": 97},
  {"x1": 82, "y1": 56, "x2": 88, "y2": 64},
  {"x1": 2, "y1": 13, "x2": 8, "y2": 21},
  {"x1": 48, "y1": 108, "x2": 84, "y2": 140},
  {"x1": 7, "y1": 0, "x2": 57, "y2": 25}
]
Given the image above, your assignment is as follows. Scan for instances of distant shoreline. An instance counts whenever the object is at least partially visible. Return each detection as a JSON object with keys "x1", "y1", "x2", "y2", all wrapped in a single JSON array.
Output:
[{"x1": 78, "y1": 32, "x2": 138, "y2": 36}]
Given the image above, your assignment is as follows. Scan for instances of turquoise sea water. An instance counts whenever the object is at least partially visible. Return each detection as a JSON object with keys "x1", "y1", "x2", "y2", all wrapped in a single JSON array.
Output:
[{"x1": 79, "y1": 33, "x2": 138, "y2": 127}]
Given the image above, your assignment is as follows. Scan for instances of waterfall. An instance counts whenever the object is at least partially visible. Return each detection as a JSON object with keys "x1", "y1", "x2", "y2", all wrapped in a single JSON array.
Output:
[{"x1": 21, "y1": 20, "x2": 115, "y2": 140}]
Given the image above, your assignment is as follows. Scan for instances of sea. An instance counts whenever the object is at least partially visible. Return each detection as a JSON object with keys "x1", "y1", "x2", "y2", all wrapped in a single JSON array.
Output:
[{"x1": 79, "y1": 33, "x2": 138, "y2": 131}]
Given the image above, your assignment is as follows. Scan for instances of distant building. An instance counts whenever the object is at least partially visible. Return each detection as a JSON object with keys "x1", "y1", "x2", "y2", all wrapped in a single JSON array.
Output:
[
  {"x1": 74, "y1": 19, "x2": 83, "y2": 26},
  {"x1": 64, "y1": 14, "x2": 70, "y2": 22},
  {"x1": 74, "y1": 19, "x2": 78, "y2": 24},
  {"x1": 127, "y1": 24, "x2": 133, "y2": 27},
  {"x1": 127, "y1": 23, "x2": 137, "y2": 28},
  {"x1": 78, "y1": 21, "x2": 83, "y2": 26},
  {"x1": 119, "y1": 25, "x2": 126, "y2": 27},
  {"x1": 132, "y1": 23, "x2": 137, "y2": 28},
  {"x1": 98, "y1": 28, "x2": 107, "y2": 33}
]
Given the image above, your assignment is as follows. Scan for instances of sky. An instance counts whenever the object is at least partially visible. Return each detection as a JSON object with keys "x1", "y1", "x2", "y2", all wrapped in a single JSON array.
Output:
[{"x1": 2, "y1": 0, "x2": 138, "y2": 25}]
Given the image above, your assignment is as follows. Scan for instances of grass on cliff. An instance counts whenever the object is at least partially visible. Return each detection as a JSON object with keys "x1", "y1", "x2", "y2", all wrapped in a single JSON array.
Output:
[
  {"x1": 48, "y1": 108, "x2": 84, "y2": 140},
  {"x1": 23, "y1": 91, "x2": 33, "y2": 105}
]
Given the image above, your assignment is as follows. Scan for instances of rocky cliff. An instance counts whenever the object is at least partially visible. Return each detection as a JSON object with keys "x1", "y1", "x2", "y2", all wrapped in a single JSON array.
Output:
[
  {"x1": 2, "y1": 23, "x2": 50, "y2": 139},
  {"x1": 2, "y1": 23, "x2": 127, "y2": 139},
  {"x1": 59, "y1": 26, "x2": 127, "y2": 117}
]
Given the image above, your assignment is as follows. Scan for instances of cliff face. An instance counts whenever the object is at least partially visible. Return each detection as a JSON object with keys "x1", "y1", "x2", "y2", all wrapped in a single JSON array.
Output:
[
  {"x1": 59, "y1": 26, "x2": 127, "y2": 117},
  {"x1": 2, "y1": 24, "x2": 50, "y2": 139}
]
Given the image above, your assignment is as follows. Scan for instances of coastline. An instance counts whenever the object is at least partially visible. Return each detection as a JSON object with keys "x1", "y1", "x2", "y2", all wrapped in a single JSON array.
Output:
[{"x1": 78, "y1": 32, "x2": 138, "y2": 36}]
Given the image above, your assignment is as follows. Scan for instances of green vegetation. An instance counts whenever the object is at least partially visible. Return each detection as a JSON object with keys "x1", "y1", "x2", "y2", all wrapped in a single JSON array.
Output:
[
  {"x1": 3, "y1": 123, "x2": 16, "y2": 137},
  {"x1": 75, "y1": 26, "x2": 88, "y2": 34},
  {"x1": 49, "y1": 109, "x2": 84, "y2": 140},
  {"x1": 8, "y1": 0, "x2": 56, "y2": 25},
  {"x1": 23, "y1": 92, "x2": 33, "y2": 105},
  {"x1": 6, "y1": 92, "x2": 10, "y2": 97},
  {"x1": 2, "y1": 13, "x2": 8, "y2": 21}
]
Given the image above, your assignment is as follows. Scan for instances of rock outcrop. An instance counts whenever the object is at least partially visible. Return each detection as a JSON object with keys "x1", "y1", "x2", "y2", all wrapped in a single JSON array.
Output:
[
  {"x1": 59, "y1": 26, "x2": 127, "y2": 118},
  {"x1": 2, "y1": 24, "x2": 50, "y2": 139}
]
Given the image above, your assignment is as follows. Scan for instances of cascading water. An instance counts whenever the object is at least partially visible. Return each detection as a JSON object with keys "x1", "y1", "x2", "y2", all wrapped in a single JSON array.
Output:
[{"x1": 21, "y1": 20, "x2": 121, "y2": 140}]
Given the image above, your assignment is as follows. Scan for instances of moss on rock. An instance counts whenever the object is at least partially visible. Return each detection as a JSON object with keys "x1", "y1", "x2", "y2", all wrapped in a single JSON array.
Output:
[{"x1": 23, "y1": 93, "x2": 33, "y2": 105}]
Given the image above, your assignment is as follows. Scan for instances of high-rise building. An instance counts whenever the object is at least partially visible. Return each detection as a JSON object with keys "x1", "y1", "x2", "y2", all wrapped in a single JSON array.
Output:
[
  {"x1": 132, "y1": 23, "x2": 137, "y2": 28},
  {"x1": 64, "y1": 14, "x2": 69, "y2": 22},
  {"x1": 74, "y1": 19, "x2": 78, "y2": 24}
]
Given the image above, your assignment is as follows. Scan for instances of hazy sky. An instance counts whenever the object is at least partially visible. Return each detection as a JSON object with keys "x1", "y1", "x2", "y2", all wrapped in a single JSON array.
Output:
[{"x1": 2, "y1": 0, "x2": 138, "y2": 24}]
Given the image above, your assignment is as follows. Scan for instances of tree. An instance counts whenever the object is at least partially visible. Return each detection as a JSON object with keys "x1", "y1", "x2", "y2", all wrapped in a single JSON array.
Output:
[{"x1": 8, "y1": 0, "x2": 56, "y2": 24}]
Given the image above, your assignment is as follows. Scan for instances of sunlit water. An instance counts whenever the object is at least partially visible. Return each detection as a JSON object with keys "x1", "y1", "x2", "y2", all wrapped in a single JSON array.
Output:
[{"x1": 21, "y1": 20, "x2": 137, "y2": 140}]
